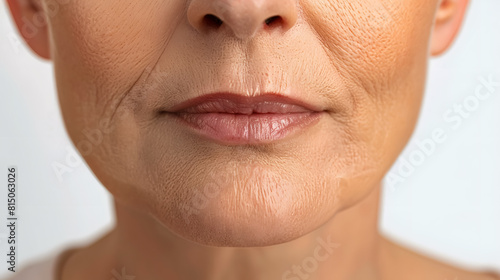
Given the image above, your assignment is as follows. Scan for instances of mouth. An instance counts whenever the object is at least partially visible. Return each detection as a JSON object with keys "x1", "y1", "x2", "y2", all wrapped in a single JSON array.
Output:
[{"x1": 160, "y1": 93, "x2": 326, "y2": 145}]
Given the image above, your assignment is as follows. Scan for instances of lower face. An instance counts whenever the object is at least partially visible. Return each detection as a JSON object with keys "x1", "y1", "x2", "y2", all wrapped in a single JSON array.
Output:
[{"x1": 45, "y1": 0, "x2": 437, "y2": 246}]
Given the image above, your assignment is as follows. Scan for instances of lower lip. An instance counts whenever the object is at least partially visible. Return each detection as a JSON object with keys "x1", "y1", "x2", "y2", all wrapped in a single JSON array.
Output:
[{"x1": 169, "y1": 112, "x2": 323, "y2": 145}]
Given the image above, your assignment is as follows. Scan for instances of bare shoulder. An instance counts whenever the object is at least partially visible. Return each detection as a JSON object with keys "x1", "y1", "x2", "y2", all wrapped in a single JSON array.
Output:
[{"x1": 378, "y1": 236, "x2": 500, "y2": 280}]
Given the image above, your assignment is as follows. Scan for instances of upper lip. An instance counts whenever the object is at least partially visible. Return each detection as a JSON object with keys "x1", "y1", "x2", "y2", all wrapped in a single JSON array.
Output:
[{"x1": 163, "y1": 92, "x2": 325, "y2": 114}]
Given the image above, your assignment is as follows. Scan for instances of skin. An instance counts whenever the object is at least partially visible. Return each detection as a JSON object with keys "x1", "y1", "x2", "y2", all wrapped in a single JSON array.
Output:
[{"x1": 6, "y1": 0, "x2": 499, "y2": 279}]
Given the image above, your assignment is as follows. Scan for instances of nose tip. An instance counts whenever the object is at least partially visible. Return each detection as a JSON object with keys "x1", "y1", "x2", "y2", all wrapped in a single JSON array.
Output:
[{"x1": 187, "y1": 0, "x2": 298, "y2": 39}]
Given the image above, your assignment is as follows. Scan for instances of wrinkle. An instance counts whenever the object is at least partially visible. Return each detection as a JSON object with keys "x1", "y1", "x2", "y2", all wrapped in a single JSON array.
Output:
[{"x1": 107, "y1": 11, "x2": 182, "y2": 124}]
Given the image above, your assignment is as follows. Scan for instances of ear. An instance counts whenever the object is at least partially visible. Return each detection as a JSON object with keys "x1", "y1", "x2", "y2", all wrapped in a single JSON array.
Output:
[
  {"x1": 430, "y1": 0, "x2": 469, "y2": 56},
  {"x1": 6, "y1": 0, "x2": 51, "y2": 60}
]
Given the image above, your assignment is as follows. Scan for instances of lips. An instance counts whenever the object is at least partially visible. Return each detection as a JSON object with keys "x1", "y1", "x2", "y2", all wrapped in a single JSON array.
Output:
[{"x1": 162, "y1": 93, "x2": 325, "y2": 145}]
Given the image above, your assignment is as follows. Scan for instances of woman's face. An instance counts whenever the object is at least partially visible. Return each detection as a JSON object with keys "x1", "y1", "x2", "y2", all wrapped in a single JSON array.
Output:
[{"x1": 39, "y1": 0, "x2": 436, "y2": 245}]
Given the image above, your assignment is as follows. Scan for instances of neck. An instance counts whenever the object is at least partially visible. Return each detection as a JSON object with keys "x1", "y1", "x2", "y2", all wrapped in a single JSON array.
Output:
[{"x1": 62, "y1": 184, "x2": 383, "y2": 280}]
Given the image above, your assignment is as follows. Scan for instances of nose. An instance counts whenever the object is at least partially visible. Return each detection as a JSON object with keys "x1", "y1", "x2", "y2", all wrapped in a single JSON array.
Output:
[{"x1": 187, "y1": 0, "x2": 298, "y2": 40}]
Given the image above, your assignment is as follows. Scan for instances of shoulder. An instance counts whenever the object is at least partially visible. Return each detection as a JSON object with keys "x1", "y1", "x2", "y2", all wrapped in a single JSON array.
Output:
[
  {"x1": 3, "y1": 248, "x2": 76, "y2": 280},
  {"x1": 379, "y1": 236, "x2": 500, "y2": 280}
]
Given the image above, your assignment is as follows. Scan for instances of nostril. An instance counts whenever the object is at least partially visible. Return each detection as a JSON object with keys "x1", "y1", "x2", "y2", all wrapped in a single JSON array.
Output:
[
  {"x1": 264, "y1": 15, "x2": 282, "y2": 26},
  {"x1": 203, "y1": 14, "x2": 223, "y2": 28}
]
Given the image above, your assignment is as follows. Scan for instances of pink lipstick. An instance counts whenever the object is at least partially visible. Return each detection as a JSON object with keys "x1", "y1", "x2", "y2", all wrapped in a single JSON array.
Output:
[{"x1": 163, "y1": 93, "x2": 324, "y2": 145}]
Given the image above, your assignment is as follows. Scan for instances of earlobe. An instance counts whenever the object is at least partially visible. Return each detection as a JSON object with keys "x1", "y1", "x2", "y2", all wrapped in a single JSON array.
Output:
[
  {"x1": 6, "y1": 0, "x2": 51, "y2": 60},
  {"x1": 430, "y1": 0, "x2": 469, "y2": 57}
]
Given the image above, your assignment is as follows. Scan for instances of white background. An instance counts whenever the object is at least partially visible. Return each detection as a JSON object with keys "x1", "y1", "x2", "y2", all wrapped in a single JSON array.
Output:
[{"x1": 0, "y1": 1, "x2": 499, "y2": 278}]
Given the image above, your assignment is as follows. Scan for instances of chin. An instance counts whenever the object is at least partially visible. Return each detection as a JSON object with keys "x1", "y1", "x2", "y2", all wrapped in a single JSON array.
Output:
[{"x1": 146, "y1": 169, "x2": 350, "y2": 247}]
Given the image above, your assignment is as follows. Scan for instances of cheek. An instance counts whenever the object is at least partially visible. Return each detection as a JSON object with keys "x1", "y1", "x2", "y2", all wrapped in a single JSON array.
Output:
[
  {"x1": 303, "y1": 0, "x2": 436, "y2": 91},
  {"x1": 303, "y1": 0, "x2": 437, "y2": 164},
  {"x1": 47, "y1": 1, "x2": 181, "y2": 128},
  {"x1": 45, "y1": 0, "x2": 187, "y2": 178},
  {"x1": 43, "y1": 2, "x2": 183, "y2": 198}
]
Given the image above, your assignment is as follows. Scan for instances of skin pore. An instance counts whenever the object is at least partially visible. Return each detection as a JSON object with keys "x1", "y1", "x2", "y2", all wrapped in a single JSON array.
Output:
[{"x1": 6, "y1": 0, "x2": 499, "y2": 279}]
